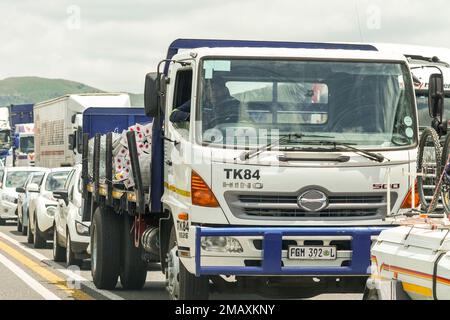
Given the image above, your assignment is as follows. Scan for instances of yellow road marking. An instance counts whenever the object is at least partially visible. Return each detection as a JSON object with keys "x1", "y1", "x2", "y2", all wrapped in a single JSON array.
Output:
[{"x1": 0, "y1": 240, "x2": 94, "y2": 300}]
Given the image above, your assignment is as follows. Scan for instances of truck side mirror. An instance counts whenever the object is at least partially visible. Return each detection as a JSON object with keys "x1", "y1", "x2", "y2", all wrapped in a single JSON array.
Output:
[
  {"x1": 68, "y1": 133, "x2": 76, "y2": 151},
  {"x1": 76, "y1": 126, "x2": 83, "y2": 154},
  {"x1": 144, "y1": 72, "x2": 159, "y2": 117},
  {"x1": 428, "y1": 73, "x2": 444, "y2": 119},
  {"x1": 145, "y1": 72, "x2": 166, "y2": 117}
]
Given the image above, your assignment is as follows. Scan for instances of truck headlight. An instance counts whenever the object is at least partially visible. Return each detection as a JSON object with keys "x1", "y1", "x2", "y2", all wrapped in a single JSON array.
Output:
[
  {"x1": 75, "y1": 221, "x2": 90, "y2": 236},
  {"x1": 201, "y1": 236, "x2": 243, "y2": 253},
  {"x1": 46, "y1": 205, "x2": 57, "y2": 217}
]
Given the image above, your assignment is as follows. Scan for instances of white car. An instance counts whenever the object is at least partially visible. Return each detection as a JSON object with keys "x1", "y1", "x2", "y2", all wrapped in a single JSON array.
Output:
[
  {"x1": 16, "y1": 170, "x2": 48, "y2": 234},
  {"x1": 0, "y1": 167, "x2": 45, "y2": 225},
  {"x1": 53, "y1": 164, "x2": 90, "y2": 266},
  {"x1": 27, "y1": 167, "x2": 72, "y2": 248}
]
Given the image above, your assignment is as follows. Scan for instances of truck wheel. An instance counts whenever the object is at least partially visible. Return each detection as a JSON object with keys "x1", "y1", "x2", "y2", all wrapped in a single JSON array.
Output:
[
  {"x1": 0, "y1": 219, "x2": 5, "y2": 226},
  {"x1": 33, "y1": 216, "x2": 46, "y2": 249},
  {"x1": 166, "y1": 226, "x2": 209, "y2": 300},
  {"x1": 417, "y1": 127, "x2": 442, "y2": 212},
  {"x1": 362, "y1": 287, "x2": 379, "y2": 300},
  {"x1": 66, "y1": 231, "x2": 82, "y2": 267},
  {"x1": 27, "y1": 217, "x2": 33, "y2": 244},
  {"x1": 91, "y1": 206, "x2": 121, "y2": 290},
  {"x1": 119, "y1": 215, "x2": 147, "y2": 290},
  {"x1": 53, "y1": 224, "x2": 66, "y2": 262}
]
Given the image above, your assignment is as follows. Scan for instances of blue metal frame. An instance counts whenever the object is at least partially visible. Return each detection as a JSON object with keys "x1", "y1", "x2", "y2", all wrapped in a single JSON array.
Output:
[
  {"x1": 167, "y1": 39, "x2": 378, "y2": 64},
  {"x1": 194, "y1": 226, "x2": 389, "y2": 276},
  {"x1": 82, "y1": 107, "x2": 150, "y2": 139}
]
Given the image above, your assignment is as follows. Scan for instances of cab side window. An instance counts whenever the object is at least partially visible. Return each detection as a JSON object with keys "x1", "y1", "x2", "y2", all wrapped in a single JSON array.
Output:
[{"x1": 171, "y1": 69, "x2": 193, "y2": 131}]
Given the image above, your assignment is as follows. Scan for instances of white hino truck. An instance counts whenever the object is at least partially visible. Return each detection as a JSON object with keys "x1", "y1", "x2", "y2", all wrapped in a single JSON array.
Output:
[
  {"x1": 83, "y1": 39, "x2": 419, "y2": 299},
  {"x1": 34, "y1": 93, "x2": 130, "y2": 168}
]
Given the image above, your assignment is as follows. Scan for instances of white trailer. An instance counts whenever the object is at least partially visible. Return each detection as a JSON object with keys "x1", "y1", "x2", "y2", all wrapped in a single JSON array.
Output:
[
  {"x1": 367, "y1": 219, "x2": 450, "y2": 300},
  {"x1": 34, "y1": 93, "x2": 130, "y2": 168}
]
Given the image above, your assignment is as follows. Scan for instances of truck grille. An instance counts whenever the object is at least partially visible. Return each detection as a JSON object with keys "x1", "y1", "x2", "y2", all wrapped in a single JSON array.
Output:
[{"x1": 225, "y1": 192, "x2": 397, "y2": 220}]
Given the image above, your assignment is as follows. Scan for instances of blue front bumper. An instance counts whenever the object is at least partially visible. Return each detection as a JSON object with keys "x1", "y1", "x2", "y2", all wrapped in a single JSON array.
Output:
[{"x1": 194, "y1": 226, "x2": 389, "y2": 276}]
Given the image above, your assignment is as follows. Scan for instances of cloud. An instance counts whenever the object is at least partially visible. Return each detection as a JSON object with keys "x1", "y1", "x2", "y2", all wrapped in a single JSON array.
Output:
[{"x1": 1, "y1": 0, "x2": 450, "y2": 93}]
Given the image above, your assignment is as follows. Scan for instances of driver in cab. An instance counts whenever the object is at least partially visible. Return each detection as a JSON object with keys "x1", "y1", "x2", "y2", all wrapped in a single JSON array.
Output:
[{"x1": 169, "y1": 77, "x2": 240, "y2": 128}]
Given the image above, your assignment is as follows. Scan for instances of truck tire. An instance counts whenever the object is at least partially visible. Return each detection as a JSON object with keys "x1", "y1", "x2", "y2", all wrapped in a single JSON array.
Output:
[
  {"x1": 119, "y1": 215, "x2": 147, "y2": 290},
  {"x1": 362, "y1": 287, "x2": 379, "y2": 300},
  {"x1": 0, "y1": 219, "x2": 5, "y2": 226},
  {"x1": 53, "y1": 224, "x2": 66, "y2": 262},
  {"x1": 167, "y1": 226, "x2": 209, "y2": 300},
  {"x1": 33, "y1": 215, "x2": 47, "y2": 249},
  {"x1": 27, "y1": 217, "x2": 33, "y2": 244},
  {"x1": 91, "y1": 206, "x2": 121, "y2": 290},
  {"x1": 417, "y1": 127, "x2": 442, "y2": 212}
]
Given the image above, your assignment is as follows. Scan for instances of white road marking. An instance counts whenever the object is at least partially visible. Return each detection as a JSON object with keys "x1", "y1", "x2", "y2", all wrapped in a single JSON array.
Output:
[
  {"x1": 0, "y1": 252, "x2": 61, "y2": 300},
  {"x1": 0, "y1": 231, "x2": 124, "y2": 300}
]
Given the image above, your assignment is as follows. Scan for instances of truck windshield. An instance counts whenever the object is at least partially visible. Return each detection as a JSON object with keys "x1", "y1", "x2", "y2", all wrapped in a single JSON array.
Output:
[
  {"x1": 19, "y1": 136, "x2": 34, "y2": 153},
  {"x1": 0, "y1": 131, "x2": 11, "y2": 150},
  {"x1": 197, "y1": 58, "x2": 416, "y2": 150}
]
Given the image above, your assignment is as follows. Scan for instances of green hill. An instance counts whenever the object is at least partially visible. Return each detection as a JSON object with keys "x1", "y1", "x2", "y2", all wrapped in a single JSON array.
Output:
[{"x1": 0, "y1": 76, "x2": 144, "y2": 106}]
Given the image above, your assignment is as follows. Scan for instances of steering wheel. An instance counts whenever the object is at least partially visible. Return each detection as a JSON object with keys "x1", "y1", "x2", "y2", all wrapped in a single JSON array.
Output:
[
  {"x1": 205, "y1": 98, "x2": 249, "y2": 125},
  {"x1": 330, "y1": 104, "x2": 383, "y2": 133}
]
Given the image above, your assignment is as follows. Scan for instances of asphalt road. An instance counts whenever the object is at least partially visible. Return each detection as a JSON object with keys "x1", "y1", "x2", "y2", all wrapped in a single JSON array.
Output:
[{"x1": 0, "y1": 222, "x2": 363, "y2": 300}]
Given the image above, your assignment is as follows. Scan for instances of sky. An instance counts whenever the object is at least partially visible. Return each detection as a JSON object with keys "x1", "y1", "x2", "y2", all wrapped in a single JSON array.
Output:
[{"x1": 1, "y1": 0, "x2": 450, "y2": 93}]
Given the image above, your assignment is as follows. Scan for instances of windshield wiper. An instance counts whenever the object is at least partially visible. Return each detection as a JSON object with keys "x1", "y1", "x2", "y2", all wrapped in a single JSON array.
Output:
[
  {"x1": 283, "y1": 140, "x2": 385, "y2": 163},
  {"x1": 236, "y1": 133, "x2": 335, "y2": 161}
]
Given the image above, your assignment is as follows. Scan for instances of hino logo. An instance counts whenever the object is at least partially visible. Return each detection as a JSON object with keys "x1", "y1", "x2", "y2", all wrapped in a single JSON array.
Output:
[{"x1": 297, "y1": 190, "x2": 328, "y2": 212}]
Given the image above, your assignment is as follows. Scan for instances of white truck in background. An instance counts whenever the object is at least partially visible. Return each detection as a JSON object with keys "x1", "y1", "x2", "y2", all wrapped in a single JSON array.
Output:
[
  {"x1": 375, "y1": 44, "x2": 450, "y2": 131},
  {"x1": 34, "y1": 93, "x2": 131, "y2": 168},
  {"x1": 0, "y1": 107, "x2": 12, "y2": 165},
  {"x1": 14, "y1": 123, "x2": 35, "y2": 167}
]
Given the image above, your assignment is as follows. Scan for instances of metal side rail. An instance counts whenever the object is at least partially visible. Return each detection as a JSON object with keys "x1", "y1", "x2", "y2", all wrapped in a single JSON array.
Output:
[{"x1": 194, "y1": 226, "x2": 390, "y2": 276}]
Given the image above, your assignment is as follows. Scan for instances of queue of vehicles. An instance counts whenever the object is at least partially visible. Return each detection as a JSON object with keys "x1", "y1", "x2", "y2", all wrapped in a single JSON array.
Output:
[
  {"x1": 0, "y1": 93, "x2": 133, "y2": 268},
  {"x1": 1, "y1": 39, "x2": 450, "y2": 300}
]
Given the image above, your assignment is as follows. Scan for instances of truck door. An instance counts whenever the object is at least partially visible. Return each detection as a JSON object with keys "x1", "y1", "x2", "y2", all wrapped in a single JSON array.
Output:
[{"x1": 164, "y1": 66, "x2": 194, "y2": 203}]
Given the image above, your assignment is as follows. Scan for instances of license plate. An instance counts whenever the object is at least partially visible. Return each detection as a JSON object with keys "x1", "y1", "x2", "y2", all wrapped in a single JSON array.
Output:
[{"x1": 288, "y1": 246, "x2": 337, "y2": 260}]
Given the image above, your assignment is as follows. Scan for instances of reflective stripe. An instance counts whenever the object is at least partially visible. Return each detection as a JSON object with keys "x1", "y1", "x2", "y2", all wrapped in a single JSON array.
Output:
[
  {"x1": 164, "y1": 182, "x2": 191, "y2": 198},
  {"x1": 402, "y1": 282, "x2": 433, "y2": 297}
]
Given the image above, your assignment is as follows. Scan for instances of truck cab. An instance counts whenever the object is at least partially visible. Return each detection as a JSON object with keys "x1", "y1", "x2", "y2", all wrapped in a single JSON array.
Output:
[
  {"x1": 144, "y1": 40, "x2": 419, "y2": 298},
  {"x1": 14, "y1": 123, "x2": 35, "y2": 167},
  {"x1": 0, "y1": 125, "x2": 12, "y2": 164}
]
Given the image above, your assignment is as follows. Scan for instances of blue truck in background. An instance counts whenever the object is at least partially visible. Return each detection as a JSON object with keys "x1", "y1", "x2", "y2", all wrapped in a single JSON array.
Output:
[
  {"x1": 9, "y1": 104, "x2": 34, "y2": 166},
  {"x1": 0, "y1": 104, "x2": 34, "y2": 165}
]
